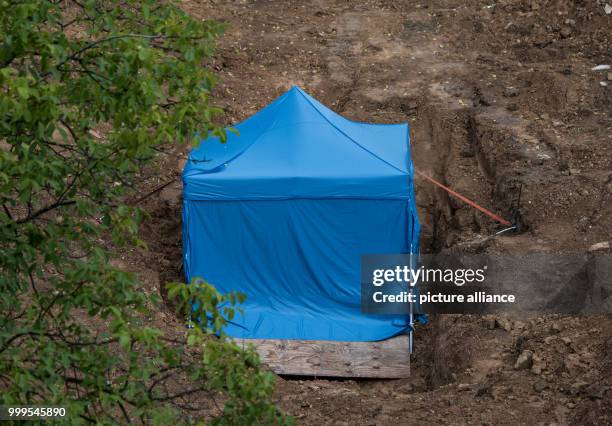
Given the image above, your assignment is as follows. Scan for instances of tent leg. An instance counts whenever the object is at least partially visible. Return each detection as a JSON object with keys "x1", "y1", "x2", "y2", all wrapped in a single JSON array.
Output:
[{"x1": 409, "y1": 327, "x2": 414, "y2": 354}]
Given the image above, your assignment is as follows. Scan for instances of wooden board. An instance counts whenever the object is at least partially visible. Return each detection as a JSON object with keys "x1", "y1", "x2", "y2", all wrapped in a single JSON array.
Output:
[{"x1": 232, "y1": 335, "x2": 410, "y2": 378}]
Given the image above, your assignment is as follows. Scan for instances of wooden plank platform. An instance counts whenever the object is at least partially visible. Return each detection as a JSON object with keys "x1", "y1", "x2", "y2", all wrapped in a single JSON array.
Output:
[{"x1": 232, "y1": 335, "x2": 410, "y2": 378}]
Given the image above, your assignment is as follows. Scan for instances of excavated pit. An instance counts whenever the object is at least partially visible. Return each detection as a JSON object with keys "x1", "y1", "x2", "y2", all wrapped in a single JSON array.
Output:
[
  {"x1": 408, "y1": 101, "x2": 526, "y2": 389},
  {"x1": 144, "y1": 95, "x2": 529, "y2": 391}
]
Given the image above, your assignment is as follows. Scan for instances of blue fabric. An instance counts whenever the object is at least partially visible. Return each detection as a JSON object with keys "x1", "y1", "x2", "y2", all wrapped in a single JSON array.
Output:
[{"x1": 182, "y1": 86, "x2": 420, "y2": 341}]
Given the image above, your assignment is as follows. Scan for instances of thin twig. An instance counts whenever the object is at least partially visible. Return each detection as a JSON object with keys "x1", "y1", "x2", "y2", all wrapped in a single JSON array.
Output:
[{"x1": 130, "y1": 178, "x2": 177, "y2": 205}]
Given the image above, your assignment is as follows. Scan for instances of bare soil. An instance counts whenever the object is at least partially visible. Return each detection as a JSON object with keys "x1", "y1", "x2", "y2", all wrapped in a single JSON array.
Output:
[{"x1": 126, "y1": 0, "x2": 611, "y2": 424}]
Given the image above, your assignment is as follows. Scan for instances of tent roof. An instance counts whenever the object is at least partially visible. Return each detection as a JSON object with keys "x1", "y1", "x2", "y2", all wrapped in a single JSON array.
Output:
[{"x1": 183, "y1": 86, "x2": 414, "y2": 200}]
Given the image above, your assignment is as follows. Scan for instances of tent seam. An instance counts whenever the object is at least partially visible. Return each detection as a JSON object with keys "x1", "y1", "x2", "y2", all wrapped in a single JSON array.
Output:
[
  {"x1": 295, "y1": 88, "x2": 410, "y2": 176},
  {"x1": 183, "y1": 195, "x2": 413, "y2": 201},
  {"x1": 189, "y1": 91, "x2": 291, "y2": 173}
]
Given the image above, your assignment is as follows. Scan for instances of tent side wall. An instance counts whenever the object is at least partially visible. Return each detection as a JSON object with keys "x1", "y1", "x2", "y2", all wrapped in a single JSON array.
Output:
[{"x1": 182, "y1": 197, "x2": 419, "y2": 342}]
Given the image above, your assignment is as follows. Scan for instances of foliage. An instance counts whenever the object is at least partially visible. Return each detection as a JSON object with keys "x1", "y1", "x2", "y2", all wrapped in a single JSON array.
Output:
[{"x1": 0, "y1": 1, "x2": 288, "y2": 424}]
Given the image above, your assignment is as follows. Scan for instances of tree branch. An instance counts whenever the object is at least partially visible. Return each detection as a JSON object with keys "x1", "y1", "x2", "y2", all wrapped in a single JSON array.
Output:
[{"x1": 15, "y1": 200, "x2": 76, "y2": 224}]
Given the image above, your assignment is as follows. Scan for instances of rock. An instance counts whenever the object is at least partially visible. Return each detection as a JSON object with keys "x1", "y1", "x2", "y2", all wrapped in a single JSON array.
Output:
[
  {"x1": 608, "y1": 73, "x2": 612, "y2": 81},
  {"x1": 506, "y1": 103, "x2": 519, "y2": 112},
  {"x1": 503, "y1": 87, "x2": 519, "y2": 97},
  {"x1": 551, "y1": 322, "x2": 563, "y2": 333},
  {"x1": 531, "y1": 353, "x2": 545, "y2": 375},
  {"x1": 570, "y1": 381, "x2": 589, "y2": 395},
  {"x1": 564, "y1": 354, "x2": 585, "y2": 376},
  {"x1": 544, "y1": 335, "x2": 556, "y2": 344},
  {"x1": 531, "y1": 364, "x2": 543, "y2": 375},
  {"x1": 561, "y1": 337, "x2": 572, "y2": 345},
  {"x1": 528, "y1": 395, "x2": 541, "y2": 403},
  {"x1": 403, "y1": 100, "x2": 418, "y2": 111},
  {"x1": 588, "y1": 241, "x2": 610, "y2": 253},
  {"x1": 534, "y1": 380, "x2": 547, "y2": 392},
  {"x1": 560, "y1": 26, "x2": 572, "y2": 38},
  {"x1": 515, "y1": 350, "x2": 534, "y2": 370},
  {"x1": 496, "y1": 317, "x2": 513, "y2": 332},
  {"x1": 458, "y1": 383, "x2": 471, "y2": 391}
]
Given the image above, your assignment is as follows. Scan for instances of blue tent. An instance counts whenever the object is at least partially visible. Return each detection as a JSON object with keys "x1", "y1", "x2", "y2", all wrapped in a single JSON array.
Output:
[{"x1": 182, "y1": 86, "x2": 420, "y2": 341}]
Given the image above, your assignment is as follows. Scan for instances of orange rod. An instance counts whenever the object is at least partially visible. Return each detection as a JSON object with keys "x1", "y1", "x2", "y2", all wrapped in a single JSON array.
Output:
[{"x1": 415, "y1": 169, "x2": 512, "y2": 226}]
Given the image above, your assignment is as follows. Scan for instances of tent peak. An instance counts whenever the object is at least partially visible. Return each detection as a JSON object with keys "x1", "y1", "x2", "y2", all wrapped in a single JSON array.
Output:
[
  {"x1": 184, "y1": 85, "x2": 413, "y2": 182},
  {"x1": 284, "y1": 85, "x2": 316, "y2": 102}
]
